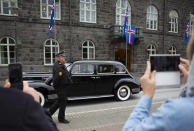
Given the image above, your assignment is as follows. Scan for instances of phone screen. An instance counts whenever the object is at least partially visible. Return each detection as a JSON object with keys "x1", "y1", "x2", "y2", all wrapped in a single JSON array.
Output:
[
  {"x1": 150, "y1": 55, "x2": 180, "y2": 72},
  {"x1": 9, "y1": 63, "x2": 23, "y2": 90},
  {"x1": 149, "y1": 55, "x2": 180, "y2": 87}
]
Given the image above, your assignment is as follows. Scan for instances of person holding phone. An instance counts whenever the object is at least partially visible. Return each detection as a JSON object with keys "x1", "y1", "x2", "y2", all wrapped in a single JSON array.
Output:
[
  {"x1": 122, "y1": 35, "x2": 194, "y2": 131},
  {"x1": 49, "y1": 51, "x2": 71, "y2": 124},
  {"x1": 1, "y1": 81, "x2": 58, "y2": 131}
]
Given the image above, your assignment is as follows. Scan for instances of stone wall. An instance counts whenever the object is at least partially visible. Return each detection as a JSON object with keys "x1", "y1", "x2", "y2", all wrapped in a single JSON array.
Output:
[{"x1": 0, "y1": 0, "x2": 193, "y2": 81}]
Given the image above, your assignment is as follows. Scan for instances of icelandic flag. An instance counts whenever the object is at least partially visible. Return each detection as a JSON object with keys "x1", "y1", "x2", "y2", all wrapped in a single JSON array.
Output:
[
  {"x1": 122, "y1": 6, "x2": 128, "y2": 38},
  {"x1": 184, "y1": 18, "x2": 190, "y2": 43},
  {"x1": 125, "y1": 25, "x2": 135, "y2": 45},
  {"x1": 48, "y1": 1, "x2": 55, "y2": 35}
]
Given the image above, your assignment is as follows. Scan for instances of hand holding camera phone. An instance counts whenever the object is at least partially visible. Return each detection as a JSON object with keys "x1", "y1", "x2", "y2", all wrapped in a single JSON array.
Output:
[
  {"x1": 150, "y1": 54, "x2": 180, "y2": 87},
  {"x1": 8, "y1": 64, "x2": 40, "y2": 103},
  {"x1": 8, "y1": 63, "x2": 23, "y2": 90}
]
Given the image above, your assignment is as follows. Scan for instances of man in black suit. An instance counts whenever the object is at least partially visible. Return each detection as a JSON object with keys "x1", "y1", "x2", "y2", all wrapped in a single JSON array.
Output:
[
  {"x1": 49, "y1": 51, "x2": 71, "y2": 124},
  {"x1": 0, "y1": 83, "x2": 58, "y2": 131}
]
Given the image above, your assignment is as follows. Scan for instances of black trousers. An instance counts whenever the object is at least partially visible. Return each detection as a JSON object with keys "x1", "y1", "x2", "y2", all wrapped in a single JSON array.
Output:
[{"x1": 49, "y1": 91, "x2": 67, "y2": 121}]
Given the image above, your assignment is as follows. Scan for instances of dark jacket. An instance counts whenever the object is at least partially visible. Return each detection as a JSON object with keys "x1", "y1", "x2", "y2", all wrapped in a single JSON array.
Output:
[
  {"x1": 53, "y1": 61, "x2": 71, "y2": 91},
  {"x1": 0, "y1": 87, "x2": 58, "y2": 131}
]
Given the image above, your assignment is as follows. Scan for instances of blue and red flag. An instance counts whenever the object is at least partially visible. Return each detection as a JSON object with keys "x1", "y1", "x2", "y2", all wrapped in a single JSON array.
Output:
[
  {"x1": 122, "y1": 6, "x2": 136, "y2": 45},
  {"x1": 122, "y1": 6, "x2": 128, "y2": 38},
  {"x1": 48, "y1": 1, "x2": 55, "y2": 35},
  {"x1": 125, "y1": 25, "x2": 135, "y2": 45},
  {"x1": 184, "y1": 18, "x2": 190, "y2": 43}
]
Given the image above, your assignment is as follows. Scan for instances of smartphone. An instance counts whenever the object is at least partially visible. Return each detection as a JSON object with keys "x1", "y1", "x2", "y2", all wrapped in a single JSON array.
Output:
[
  {"x1": 150, "y1": 54, "x2": 180, "y2": 87},
  {"x1": 150, "y1": 55, "x2": 180, "y2": 72},
  {"x1": 8, "y1": 63, "x2": 23, "y2": 90}
]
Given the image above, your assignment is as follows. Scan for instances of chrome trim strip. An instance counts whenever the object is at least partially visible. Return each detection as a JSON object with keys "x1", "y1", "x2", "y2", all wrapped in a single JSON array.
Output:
[{"x1": 67, "y1": 95, "x2": 114, "y2": 101}]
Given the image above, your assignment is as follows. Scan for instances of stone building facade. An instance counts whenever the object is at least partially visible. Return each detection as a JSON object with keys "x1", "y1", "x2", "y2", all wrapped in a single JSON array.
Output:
[{"x1": 0, "y1": 0, "x2": 193, "y2": 81}]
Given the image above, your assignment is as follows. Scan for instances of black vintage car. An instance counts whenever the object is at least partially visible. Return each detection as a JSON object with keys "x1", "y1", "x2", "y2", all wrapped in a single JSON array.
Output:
[{"x1": 26, "y1": 60, "x2": 141, "y2": 106}]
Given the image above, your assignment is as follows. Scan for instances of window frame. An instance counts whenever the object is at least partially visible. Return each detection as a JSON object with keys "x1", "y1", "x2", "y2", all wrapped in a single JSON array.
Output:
[
  {"x1": 115, "y1": 64, "x2": 126, "y2": 74},
  {"x1": 43, "y1": 38, "x2": 59, "y2": 66},
  {"x1": 0, "y1": 0, "x2": 18, "y2": 16},
  {"x1": 168, "y1": 10, "x2": 178, "y2": 33},
  {"x1": 0, "y1": 37, "x2": 16, "y2": 66},
  {"x1": 80, "y1": 0, "x2": 96, "y2": 23},
  {"x1": 168, "y1": 46, "x2": 176, "y2": 54},
  {"x1": 71, "y1": 63, "x2": 95, "y2": 75},
  {"x1": 115, "y1": 0, "x2": 131, "y2": 26},
  {"x1": 40, "y1": 0, "x2": 61, "y2": 20},
  {"x1": 82, "y1": 40, "x2": 95, "y2": 60},
  {"x1": 97, "y1": 64, "x2": 114, "y2": 74},
  {"x1": 147, "y1": 44, "x2": 156, "y2": 56},
  {"x1": 191, "y1": 20, "x2": 193, "y2": 35},
  {"x1": 190, "y1": 14, "x2": 194, "y2": 35},
  {"x1": 146, "y1": 5, "x2": 158, "y2": 30}
]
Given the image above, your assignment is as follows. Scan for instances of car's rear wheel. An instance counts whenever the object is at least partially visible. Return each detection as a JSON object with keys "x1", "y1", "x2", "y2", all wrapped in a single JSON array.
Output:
[
  {"x1": 37, "y1": 91, "x2": 45, "y2": 106},
  {"x1": 115, "y1": 85, "x2": 131, "y2": 101}
]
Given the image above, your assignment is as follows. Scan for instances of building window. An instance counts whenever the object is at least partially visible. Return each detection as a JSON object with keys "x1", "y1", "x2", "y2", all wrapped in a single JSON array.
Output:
[
  {"x1": 80, "y1": 0, "x2": 96, "y2": 23},
  {"x1": 44, "y1": 39, "x2": 59, "y2": 65},
  {"x1": 0, "y1": 37, "x2": 15, "y2": 65},
  {"x1": 82, "y1": 40, "x2": 95, "y2": 60},
  {"x1": 168, "y1": 46, "x2": 176, "y2": 54},
  {"x1": 116, "y1": 0, "x2": 131, "y2": 26},
  {"x1": 168, "y1": 10, "x2": 178, "y2": 33},
  {"x1": 190, "y1": 14, "x2": 194, "y2": 35},
  {"x1": 0, "y1": 0, "x2": 18, "y2": 16},
  {"x1": 147, "y1": 44, "x2": 156, "y2": 56},
  {"x1": 40, "y1": 0, "x2": 61, "y2": 20},
  {"x1": 146, "y1": 5, "x2": 158, "y2": 30}
]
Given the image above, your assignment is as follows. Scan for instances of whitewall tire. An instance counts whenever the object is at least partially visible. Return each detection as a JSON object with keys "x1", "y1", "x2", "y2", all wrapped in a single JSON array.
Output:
[
  {"x1": 37, "y1": 91, "x2": 45, "y2": 106},
  {"x1": 116, "y1": 85, "x2": 131, "y2": 101}
]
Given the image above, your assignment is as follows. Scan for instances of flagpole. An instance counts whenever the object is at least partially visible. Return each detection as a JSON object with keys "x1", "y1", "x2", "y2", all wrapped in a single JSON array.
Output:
[
  {"x1": 124, "y1": 6, "x2": 128, "y2": 68},
  {"x1": 54, "y1": 0, "x2": 57, "y2": 59},
  {"x1": 190, "y1": 13, "x2": 192, "y2": 35},
  {"x1": 54, "y1": 0, "x2": 56, "y2": 41},
  {"x1": 126, "y1": 39, "x2": 127, "y2": 68}
]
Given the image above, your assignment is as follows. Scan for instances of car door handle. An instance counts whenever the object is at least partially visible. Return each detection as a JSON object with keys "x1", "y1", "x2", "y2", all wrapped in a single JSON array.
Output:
[
  {"x1": 95, "y1": 77, "x2": 100, "y2": 79},
  {"x1": 90, "y1": 77, "x2": 96, "y2": 79}
]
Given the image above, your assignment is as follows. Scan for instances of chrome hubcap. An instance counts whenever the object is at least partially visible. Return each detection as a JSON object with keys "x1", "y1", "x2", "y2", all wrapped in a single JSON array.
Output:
[{"x1": 119, "y1": 88, "x2": 128, "y2": 97}]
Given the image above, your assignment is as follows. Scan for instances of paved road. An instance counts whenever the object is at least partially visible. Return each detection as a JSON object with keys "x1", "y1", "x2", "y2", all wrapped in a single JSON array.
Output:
[{"x1": 52, "y1": 87, "x2": 183, "y2": 131}]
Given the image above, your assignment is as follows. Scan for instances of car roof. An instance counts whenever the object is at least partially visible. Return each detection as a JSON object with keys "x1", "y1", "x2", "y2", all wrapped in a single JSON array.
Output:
[{"x1": 73, "y1": 60, "x2": 124, "y2": 65}]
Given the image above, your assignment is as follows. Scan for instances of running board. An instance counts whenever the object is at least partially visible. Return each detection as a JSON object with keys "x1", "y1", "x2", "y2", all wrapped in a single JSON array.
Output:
[{"x1": 67, "y1": 94, "x2": 114, "y2": 101}]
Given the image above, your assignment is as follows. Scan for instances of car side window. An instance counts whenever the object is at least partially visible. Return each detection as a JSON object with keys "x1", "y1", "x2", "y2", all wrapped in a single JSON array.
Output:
[
  {"x1": 115, "y1": 65, "x2": 126, "y2": 74},
  {"x1": 97, "y1": 64, "x2": 114, "y2": 74},
  {"x1": 71, "y1": 64, "x2": 94, "y2": 74}
]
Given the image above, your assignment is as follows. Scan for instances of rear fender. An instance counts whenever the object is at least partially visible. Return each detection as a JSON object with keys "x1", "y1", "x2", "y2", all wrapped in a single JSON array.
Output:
[
  {"x1": 114, "y1": 78, "x2": 137, "y2": 90},
  {"x1": 28, "y1": 82, "x2": 54, "y2": 91}
]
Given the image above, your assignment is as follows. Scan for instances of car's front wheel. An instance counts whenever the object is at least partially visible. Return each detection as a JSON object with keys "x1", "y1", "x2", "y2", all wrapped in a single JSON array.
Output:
[
  {"x1": 37, "y1": 91, "x2": 45, "y2": 106},
  {"x1": 115, "y1": 85, "x2": 131, "y2": 101}
]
